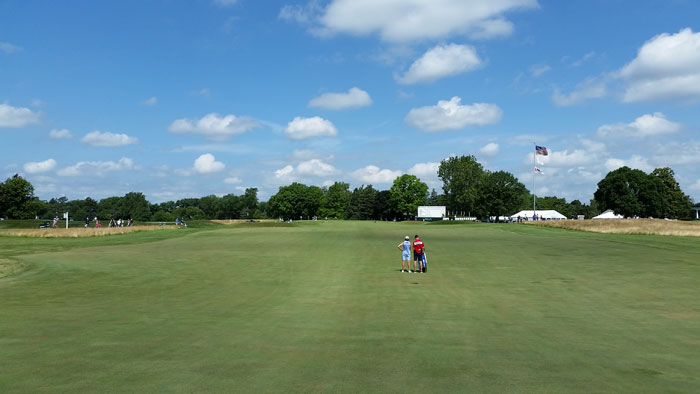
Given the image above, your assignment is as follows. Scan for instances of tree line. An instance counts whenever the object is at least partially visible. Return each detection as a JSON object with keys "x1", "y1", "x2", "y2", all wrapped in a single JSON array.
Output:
[{"x1": 1, "y1": 156, "x2": 695, "y2": 221}]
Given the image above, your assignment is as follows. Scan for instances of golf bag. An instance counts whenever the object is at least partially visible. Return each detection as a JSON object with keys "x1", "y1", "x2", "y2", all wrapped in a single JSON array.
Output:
[{"x1": 422, "y1": 252, "x2": 427, "y2": 273}]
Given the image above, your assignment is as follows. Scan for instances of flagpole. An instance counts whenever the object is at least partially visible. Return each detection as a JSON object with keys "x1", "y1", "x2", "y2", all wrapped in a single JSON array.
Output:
[{"x1": 533, "y1": 143, "x2": 536, "y2": 220}]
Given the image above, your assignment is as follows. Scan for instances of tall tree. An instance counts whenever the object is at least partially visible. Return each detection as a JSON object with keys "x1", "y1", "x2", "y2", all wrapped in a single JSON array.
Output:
[
  {"x1": 121, "y1": 192, "x2": 151, "y2": 221},
  {"x1": 389, "y1": 174, "x2": 428, "y2": 219},
  {"x1": 267, "y1": 183, "x2": 322, "y2": 220},
  {"x1": 594, "y1": 166, "x2": 667, "y2": 218},
  {"x1": 320, "y1": 182, "x2": 350, "y2": 219},
  {"x1": 479, "y1": 171, "x2": 527, "y2": 219},
  {"x1": 0, "y1": 175, "x2": 36, "y2": 219},
  {"x1": 346, "y1": 185, "x2": 377, "y2": 220},
  {"x1": 438, "y1": 155, "x2": 485, "y2": 216},
  {"x1": 651, "y1": 167, "x2": 692, "y2": 219},
  {"x1": 240, "y1": 188, "x2": 259, "y2": 218}
]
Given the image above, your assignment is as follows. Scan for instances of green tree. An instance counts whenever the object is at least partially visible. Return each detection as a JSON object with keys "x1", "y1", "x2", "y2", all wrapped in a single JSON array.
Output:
[
  {"x1": 240, "y1": 188, "x2": 259, "y2": 219},
  {"x1": 320, "y1": 182, "x2": 350, "y2": 219},
  {"x1": 346, "y1": 185, "x2": 377, "y2": 220},
  {"x1": 438, "y1": 155, "x2": 485, "y2": 217},
  {"x1": 389, "y1": 174, "x2": 428, "y2": 219},
  {"x1": 594, "y1": 166, "x2": 667, "y2": 218},
  {"x1": 651, "y1": 167, "x2": 692, "y2": 219},
  {"x1": 217, "y1": 194, "x2": 241, "y2": 219},
  {"x1": 267, "y1": 183, "x2": 322, "y2": 220},
  {"x1": 0, "y1": 175, "x2": 36, "y2": 219},
  {"x1": 374, "y1": 190, "x2": 394, "y2": 220},
  {"x1": 121, "y1": 192, "x2": 151, "y2": 221},
  {"x1": 479, "y1": 171, "x2": 528, "y2": 220}
]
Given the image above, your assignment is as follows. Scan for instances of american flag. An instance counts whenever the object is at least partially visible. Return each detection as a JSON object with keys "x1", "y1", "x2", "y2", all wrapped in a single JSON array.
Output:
[{"x1": 535, "y1": 145, "x2": 548, "y2": 156}]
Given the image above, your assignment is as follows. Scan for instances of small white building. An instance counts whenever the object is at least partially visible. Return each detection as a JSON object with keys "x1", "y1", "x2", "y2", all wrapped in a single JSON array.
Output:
[
  {"x1": 592, "y1": 209, "x2": 624, "y2": 219},
  {"x1": 510, "y1": 210, "x2": 567, "y2": 221}
]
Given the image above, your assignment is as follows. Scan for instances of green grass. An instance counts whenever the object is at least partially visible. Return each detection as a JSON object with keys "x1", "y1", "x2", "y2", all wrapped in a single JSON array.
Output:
[{"x1": 1, "y1": 221, "x2": 699, "y2": 393}]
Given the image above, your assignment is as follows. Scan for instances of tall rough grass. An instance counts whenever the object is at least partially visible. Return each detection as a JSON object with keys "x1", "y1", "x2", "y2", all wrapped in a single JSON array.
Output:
[
  {"x1": 533, "y1": 219, "x2": 700, "y2": 237},
  {"x1": 0, "y1": 226, "x2": 178, "y2": 238}
]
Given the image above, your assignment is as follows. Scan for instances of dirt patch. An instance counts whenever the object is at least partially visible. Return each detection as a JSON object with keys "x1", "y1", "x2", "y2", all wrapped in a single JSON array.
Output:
[
  {"x1": 532, "y1": 219, "x2": 700, "y2": 237},
  {"x1": 0, "y1": 226, "x2": 178, "y2": 238}
]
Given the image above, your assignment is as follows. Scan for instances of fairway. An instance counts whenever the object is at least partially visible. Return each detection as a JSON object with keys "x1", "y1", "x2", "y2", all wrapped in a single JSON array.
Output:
[{"x1": 1, "y1": 222, "x2": 699, "y2": 393}]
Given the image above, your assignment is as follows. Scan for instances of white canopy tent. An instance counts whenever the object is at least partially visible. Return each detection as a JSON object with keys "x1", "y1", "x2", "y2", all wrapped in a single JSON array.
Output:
[
  {"x1": 592, "y1": 209, "x2": 624, "y2": 219},
  {"x1": 510, "y1": 210, "x2": 566, "y2": 221}
]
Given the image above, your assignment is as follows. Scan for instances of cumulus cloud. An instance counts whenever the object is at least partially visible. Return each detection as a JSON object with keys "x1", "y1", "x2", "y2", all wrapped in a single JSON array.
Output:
[
  {"x1": 141, "y1": 96, "x2": 158, "y2": 106},
  {"x1": 23, "y1": 159, "x2": 57, "y2": 174},
  {"x1": 310, "y1": 0, "x2": 538, "y2": 43},
  {"x1": 351, "y1": 165, "x2": 401, "y2": 184},
  {"x1": 0, "y1": 103, "x2": 41, "y2": 128},
  {"x1": 274, "y1": 159, "x2": 338, "y2": 182},
  {"x1": 169, "y1": 113, "x2": 260, "y2": 141},
  {"x1": 552, "y1": 77, "x2": 607, "y2": 106},
  {"x1": 405, "y1": 96, "x2": 502, "y2": 132},
  {"x1": 652, "y1": 141, "x2": 700, "y2": 165},
  {"x1": 619, "y1": 28, "x2": 700, "y2": 102},
  {"x1": 57, "y1": 157, "x2": 136, "y2": 176},
  {"x1": 82, "y1": 131, "x2": 139, "y2": 147},
  {"x1": 479, "y1": 142, "x2": 500, "y2": 157},
  {"x1": 397, "y1": 43, "x2": 482, "y2": 84},
  {"x1": 408, "y1": 162, "x2": 439, "y2": 177},
  {"x1": 296, "y1": 159, "x2": 338, "y2": 177},
  {"x1": 285, "y1": 116, "x2": 338, "y2": 139},
  {"x1": 274, "y1": 165, "x2": 296, "y2": 182},
  {"x1": 193, "y1": 153, "x2": 225, "y2": 174},
  {"x1": 49, "y1": 128, "x2": 73, "y2": 139},
  {"x1": 597, "y1": 113, "x2": 681, "y2": 138},
  {"x1": 604, "y1": 155, "x2": 653, "y2": 172},
  {"x1": 308, "y1": 87, "x2": 372, "y2": 110}
]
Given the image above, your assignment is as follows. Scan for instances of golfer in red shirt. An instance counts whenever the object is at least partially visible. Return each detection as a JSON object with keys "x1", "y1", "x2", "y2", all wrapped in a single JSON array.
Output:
[{"x1": 412, "y1": 235, "x2": 425, "y2": 273}]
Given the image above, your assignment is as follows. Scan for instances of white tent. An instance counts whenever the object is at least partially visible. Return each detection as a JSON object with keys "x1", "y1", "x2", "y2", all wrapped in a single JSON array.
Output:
[
  {"x1": 510, "y1": 210, "x2": 566, "y2": 221},
  {"x1": 592, "y1": 209, "x2": 624, "y2": 219}
]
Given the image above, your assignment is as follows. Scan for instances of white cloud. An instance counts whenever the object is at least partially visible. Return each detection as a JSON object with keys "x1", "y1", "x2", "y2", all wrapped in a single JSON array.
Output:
[
  {"x1": 142, "y1": 96, "x2": 157, "y2": 106},
  {"x1": 652, "y1": 141, "x2": 700, "y2": 165},
  {"x1": 285, "y1": 116, "x2": 338, "y2": 139},
  {"x1": 273, "y1": 159, "x2": 338, "y2": 182},
  {"x1": 296, "y1": 159, "x2": 338, "y2": 177},
  {"x1": 552, "y1": 77, "x2": 607, "y2": 106},
  {"x1": 193, "y1": 153, "x2": 225, "y2": 174},
  {"x1": 351, "y1": 165, "x2": 401, "y2": 184},
  {"x1": 408, "y1": 162, "x2": 439, "y2": 177},
  {"x1": 224, "y1": 176, "x2": 242, "y2": 184},
  {"x1": 397, "y1": 43, "x2": 482, "y2": 84},
  {"x1": 279, "y1": 1, "x2": 323, "y2": 23},
  {"x1": 82, "y1": 131, "x2": 139, "y2": 147},
  {"x1": 0, "y1": 103, "x2": 41, "y2": 128},
  {"x1": 308, "y1": 87, "x2": 372, "y2": 110},
  {"x1": 619, "y1": 28, "x2": 700, "y2": 102},
  {"x1": 0, "y1": 42, "x2": 22, "y2": 54},
  {"x1": 604, "y1": 155, "x2": 653, "y2": 172},
  {"x1": 169, "y1": 113, "x2": 260, "y2": 141},
  {"x1": 23, "y1": 159, "x2": 57, "y2": 174},
  {"x1": 274, "y1": 165, "x2": 295, "y2": 182},
  {"x1": 405, "y1": 96, "x2": 502, "y2": 132},
  {"x1": 49, "y1": 128, "x2": 73, "y2": 139},
  {"x1": 529, "y1": 63, "x2": 551, "y2": 77},
  {"x1": 479, "y1": 142, "x2": 499, "y2": 156},
  {"x1": 57, "y1": 157, "x2": 136, "y2": 176},
  {"x1": 597, "y1": 113, "x2": 681, "y2": 138},
  {"x1": 314, "y1": 0, "x2": 538, "y2": 43}
]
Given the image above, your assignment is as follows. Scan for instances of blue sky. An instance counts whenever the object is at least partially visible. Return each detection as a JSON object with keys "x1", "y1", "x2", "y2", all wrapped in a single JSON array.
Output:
[{"x1": 2, "y1": 0, "x2": 700, "y2": 203}]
